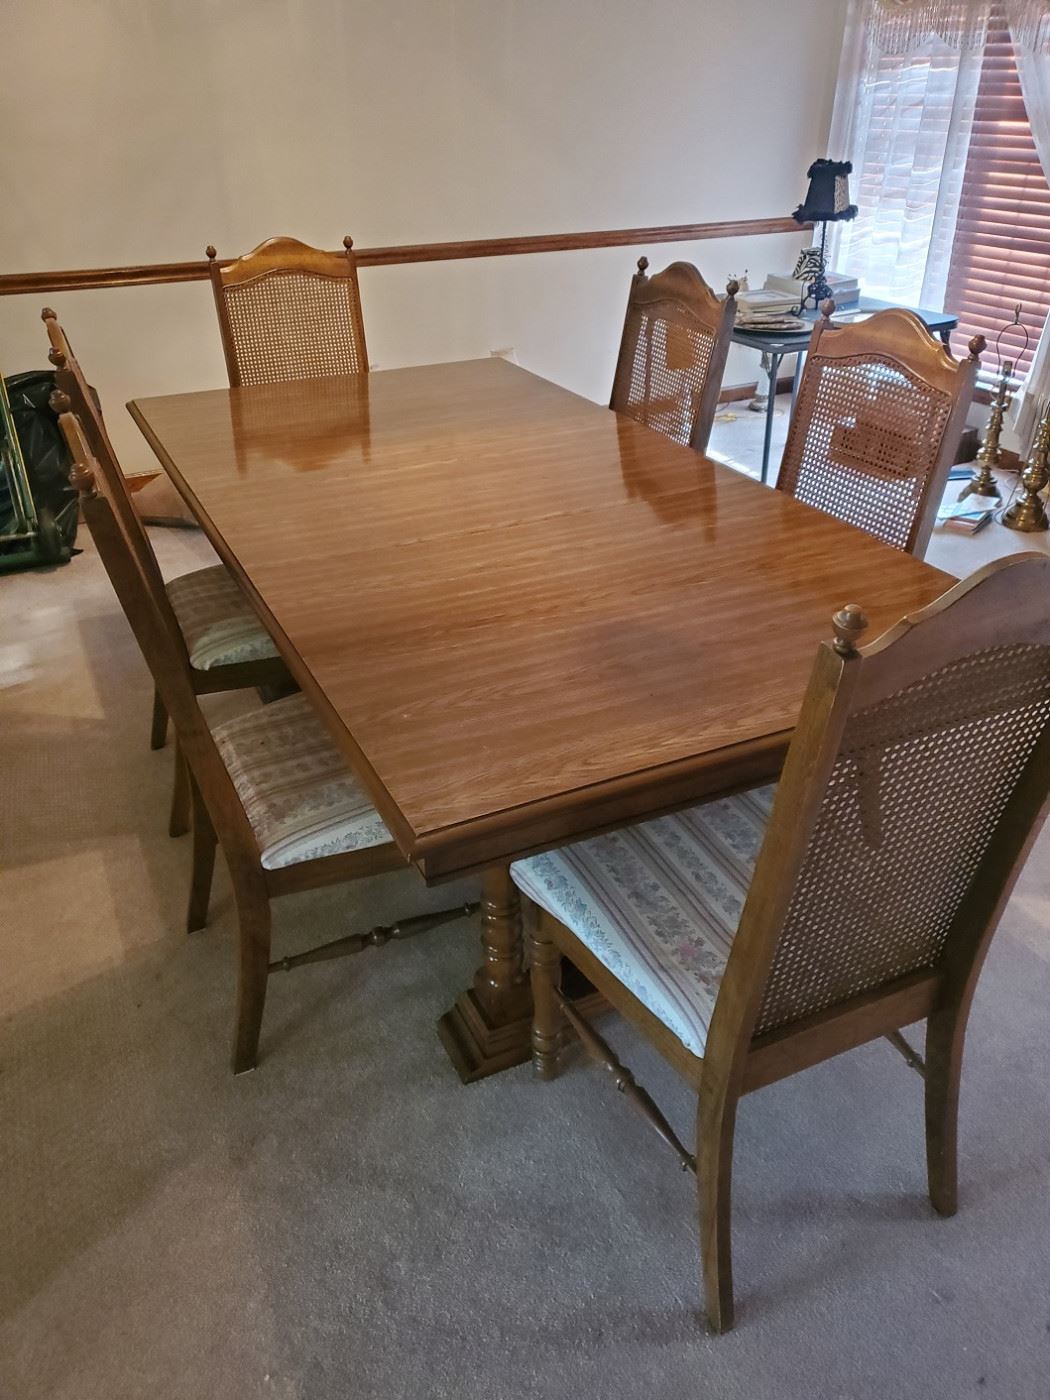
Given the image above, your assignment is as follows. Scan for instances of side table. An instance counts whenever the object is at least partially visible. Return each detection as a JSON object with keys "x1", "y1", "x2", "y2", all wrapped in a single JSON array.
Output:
[{"x1": 730, "y1": 297, "x2": 959, "y2": 484}]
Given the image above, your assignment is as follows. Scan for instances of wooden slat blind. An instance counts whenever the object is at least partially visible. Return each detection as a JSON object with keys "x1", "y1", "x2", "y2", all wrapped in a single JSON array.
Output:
[{"x1": 944, "y1": 15, "x2": 1050, "y2": 374}]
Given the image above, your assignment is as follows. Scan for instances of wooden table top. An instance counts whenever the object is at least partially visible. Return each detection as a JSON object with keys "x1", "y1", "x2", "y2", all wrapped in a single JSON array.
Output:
[{"x1": 129, "y1": 358, "x2": 952, "y2": 880}]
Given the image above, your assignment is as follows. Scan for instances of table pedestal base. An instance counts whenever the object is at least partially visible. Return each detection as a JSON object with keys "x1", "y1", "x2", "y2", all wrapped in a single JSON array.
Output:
[
  {"x1": 437, "y1": 992, "x2": 533, "y2": 1083},
  {"x1": 438, "y1": 865, "x2": 533, "y2": 1082},
  {"x1": 438, "y1": 865, "x2": 611, "y2": 1081}
]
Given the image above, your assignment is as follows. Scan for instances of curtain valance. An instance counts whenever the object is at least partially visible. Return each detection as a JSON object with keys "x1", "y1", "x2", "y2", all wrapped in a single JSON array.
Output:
[{"x1": 871, "y1": 1, "x2": 1050, "y2": 53}]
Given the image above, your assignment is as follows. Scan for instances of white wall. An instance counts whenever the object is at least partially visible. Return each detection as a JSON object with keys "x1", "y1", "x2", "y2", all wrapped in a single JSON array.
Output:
[{"x1": 1, "y1": 0, "x2": 845, "y2": 471}]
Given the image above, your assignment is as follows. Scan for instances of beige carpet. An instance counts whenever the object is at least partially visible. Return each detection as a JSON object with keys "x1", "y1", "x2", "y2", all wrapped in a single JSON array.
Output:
[{"x1": 1, "y1": 509, "x2": 1048, "y2": 1400}]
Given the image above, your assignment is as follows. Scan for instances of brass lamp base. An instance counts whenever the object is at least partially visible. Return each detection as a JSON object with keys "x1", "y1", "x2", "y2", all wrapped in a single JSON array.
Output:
[
  {"x1": 1003, "y1": 395, "x2": 1050, "y2": 532},
  {"x1": 1002, "y1": 493, "x2": 1049, "y2": 532},
  {"x1": 958, "y1": 468, "x2": 1001, "y2": 502}
]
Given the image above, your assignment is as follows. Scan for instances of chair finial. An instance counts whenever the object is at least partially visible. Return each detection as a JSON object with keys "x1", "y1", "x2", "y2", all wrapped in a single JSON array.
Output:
[
  {"x1": 725, "y1": 278, "x2": 740, "y2": 300},
  {"x1": 49, "y1": 387, "x2": 72, "y2": 416},
  {"x1": 831, "y1": 604, "x2": 869, "y2": 656},
  {"x1": 968, "y1": 334, "x2": 986, "y2": 363},
  {"x1": 205, "y1": 245, "x2": 217, "y2": 262},
  {"x1": 41, "y1": 307, "x2": 66, "y2": 367},
  {"x1": 343, "y1": 234, "x2": 354, "y2": 251},
  {"x1": 636, "y1": 256, "x2": 649, "y2": 276},
  {"x1": 56, "y1": 406, "x2": 98, "y2": 499},
  {"x1": 820, "y1": 297, "x2": 837, "y2": 322},
  {"x1": 69, "y1": 456, "x2": 98, "y2": 499}
]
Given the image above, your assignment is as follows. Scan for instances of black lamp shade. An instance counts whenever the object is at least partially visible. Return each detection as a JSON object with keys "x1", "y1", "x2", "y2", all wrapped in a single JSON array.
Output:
[{"x1": 792, "y1": 159, "x2": 858, "y2": 225}]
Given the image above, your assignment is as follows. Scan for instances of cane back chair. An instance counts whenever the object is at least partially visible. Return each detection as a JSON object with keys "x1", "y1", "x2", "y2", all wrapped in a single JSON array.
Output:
[
  {"x1": 42, "y1": 308, "x2": 290, "y2": 836},
  {"x1": 777, "y1": 304, "x2": 984, "y2": 557},
  {"x1": 512, "y1": 554, "x2": 1050, "y2": 1331},
  {"x1": 610, "y1": 259, "x2": 738, "y2": 454},
  {"x1": 60, "y1": 407, "x2": 474, "y2": 1073},
  {"x1": 207, "y1": 235, "x2": 368, "y2": 388}
]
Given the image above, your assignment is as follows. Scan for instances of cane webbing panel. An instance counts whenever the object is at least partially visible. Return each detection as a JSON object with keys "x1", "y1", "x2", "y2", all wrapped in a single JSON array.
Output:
[
  {"x1": 779, "y1": 354, "x2": 953, "y2": 552},
  {"x1": 220, "y1": 271, "x2": 366, "y2": 386},
  {"x1": 755, "y1": 643, "x2": 1050, "y2": 1036},
  {"x1": 617, "y1": 308, "x2": 716, "y2": 447}
]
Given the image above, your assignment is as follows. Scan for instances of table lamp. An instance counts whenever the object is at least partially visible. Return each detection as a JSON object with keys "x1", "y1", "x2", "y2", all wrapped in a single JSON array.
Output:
[{"x1": 791, "y1": 159, "x2": 857, "y2": 311}]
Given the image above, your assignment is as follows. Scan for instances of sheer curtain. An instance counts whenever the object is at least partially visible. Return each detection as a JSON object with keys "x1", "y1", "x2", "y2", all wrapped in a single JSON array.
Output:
[
  {"x1": 1013, "y1": 33, "x2": 1050, "y2": 443},
  {"x1": 829, "y1": 0, "x2": 1050, "y2": 449},
  {"x1": 828, "y1": 1, "x2": 983, "y2": 307}
]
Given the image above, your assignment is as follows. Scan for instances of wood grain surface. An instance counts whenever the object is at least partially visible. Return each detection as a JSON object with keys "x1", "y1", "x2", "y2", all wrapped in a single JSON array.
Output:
[{"x1": 129, "y1": 358, "x2": 952, "y2": 880}]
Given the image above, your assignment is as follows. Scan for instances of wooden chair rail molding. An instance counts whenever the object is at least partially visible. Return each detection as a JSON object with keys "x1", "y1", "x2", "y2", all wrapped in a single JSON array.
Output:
[{"x1": 0, "y1": 217, "x2": 805, "y2": 297}]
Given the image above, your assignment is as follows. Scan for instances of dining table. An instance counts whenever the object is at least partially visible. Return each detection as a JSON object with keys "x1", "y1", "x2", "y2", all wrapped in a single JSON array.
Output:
[{"x1": 128, "y1": 357, "x2": 952, "y2": 1081}]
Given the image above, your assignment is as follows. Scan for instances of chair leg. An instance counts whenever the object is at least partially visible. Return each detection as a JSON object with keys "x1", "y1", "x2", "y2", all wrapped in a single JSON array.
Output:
[
  {"x1": 150, "y1": 684, "x2": 168, "y2": 750},
  {"x1": 186, "y1": 779, "x2": 217, "y2": 934},
  {"x1": 696, "y1": 1087, "x2": 739, "y2": 1333},
  {"x1": 529, "y1": 916, "x2": 564, "y2": 1081},
  {"x1": 168, "y1": 743, "x2": 191, "y2": 838},
  {"x1": 925, "y1": 1005, "x2": 967, "y2": 1217},
  {"x1": 231, "y1": 883, "x2": 272, "y2": 1075}
]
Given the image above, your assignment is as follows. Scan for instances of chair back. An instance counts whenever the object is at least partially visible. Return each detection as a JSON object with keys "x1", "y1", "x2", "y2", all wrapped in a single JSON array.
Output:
[
  {"x1": 610, "y1": 259, "x2": 737, "y2": 454},
  {"x1": 712, "y1": 555, "x2": 1050, "y2": 1069},
  {"x1": 42, "y1": 308, "x2": 171, "y2": 611},
  {"x1": 207, "y1": 235, "x2": 368, "y2": 388},
  {"x1": 58, "y1": 407, "x2": 261, "y2": 863},
  {"x1": 776, "y1": 306, "x2": 983, "y2": 555}
]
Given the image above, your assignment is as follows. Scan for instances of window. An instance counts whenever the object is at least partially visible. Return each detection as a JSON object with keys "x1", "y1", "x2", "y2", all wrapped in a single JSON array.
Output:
[
  {"x1": 943, "y1": 15, "x2": 1050, "y2": 373},
  {"x1": 836, "y1": 7, "x2": 1050, "y2": 381},
  {"x1": 842, "y1": 47, "x2": 967, "y2": 308}
]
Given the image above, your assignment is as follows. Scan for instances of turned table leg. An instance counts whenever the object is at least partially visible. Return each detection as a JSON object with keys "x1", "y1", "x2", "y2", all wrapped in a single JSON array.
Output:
[{"x1": 437, "y1": 865, "x2": 534, "y2": 1082}]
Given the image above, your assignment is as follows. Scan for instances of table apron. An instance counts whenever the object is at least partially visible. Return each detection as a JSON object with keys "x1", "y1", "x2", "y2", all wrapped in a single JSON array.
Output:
[{"x1": 413, "y1": 730, "x2": 790, "y2": 882}]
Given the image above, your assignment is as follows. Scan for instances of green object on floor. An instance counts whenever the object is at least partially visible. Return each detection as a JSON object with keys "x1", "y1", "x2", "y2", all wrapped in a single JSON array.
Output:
[{"x1": 0, "y1": 369, "x2": 77, "y2": 573}]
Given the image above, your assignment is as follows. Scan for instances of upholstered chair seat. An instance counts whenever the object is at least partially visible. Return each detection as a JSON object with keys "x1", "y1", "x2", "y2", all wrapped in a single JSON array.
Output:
[
  {"x1": 214, "y1": 694, "x2": 391, "y2": 870},
  {"x1": 511, "y1": 787, "x2": 774, "y2": 1056},
  {"x1": 167, "y1": 564, "x2": 281, "y2": 672}
]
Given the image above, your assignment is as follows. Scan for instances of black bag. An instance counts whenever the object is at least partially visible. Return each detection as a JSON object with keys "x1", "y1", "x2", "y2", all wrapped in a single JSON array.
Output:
[{"x1": 1, "y1": 368, "x2": 79, "y2": 558}]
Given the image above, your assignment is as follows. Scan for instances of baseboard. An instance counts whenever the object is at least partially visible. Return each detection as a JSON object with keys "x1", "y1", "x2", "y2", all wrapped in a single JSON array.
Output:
[{"x1": 718, "y1": 375, "x2": 794, "y2": 405}]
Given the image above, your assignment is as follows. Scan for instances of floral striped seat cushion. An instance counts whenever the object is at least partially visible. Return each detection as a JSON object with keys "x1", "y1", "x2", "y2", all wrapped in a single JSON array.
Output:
[
  {"x1": 166, "y1": 565, "x2": 280, "y2": 672},
  {"x1": 214, "y1": 694, "x2": 393, "y2": 870},
  {"x1": 510, "y1": 786, "x2": 775, "y2": 1058}
]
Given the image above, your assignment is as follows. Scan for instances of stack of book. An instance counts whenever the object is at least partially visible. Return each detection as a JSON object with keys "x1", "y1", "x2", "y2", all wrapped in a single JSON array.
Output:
[
  {"x1": 733, "y1": 288, "x2": 806, "y2": 330},
  {"x1": 763, "y1": 271, "x2": 861, "y2": 306}
]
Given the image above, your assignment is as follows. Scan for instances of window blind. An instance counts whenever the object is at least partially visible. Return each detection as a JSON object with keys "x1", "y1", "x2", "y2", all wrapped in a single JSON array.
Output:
[{"x1": 944, "y1": 16, "x2": 1050, "y2": 374}]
